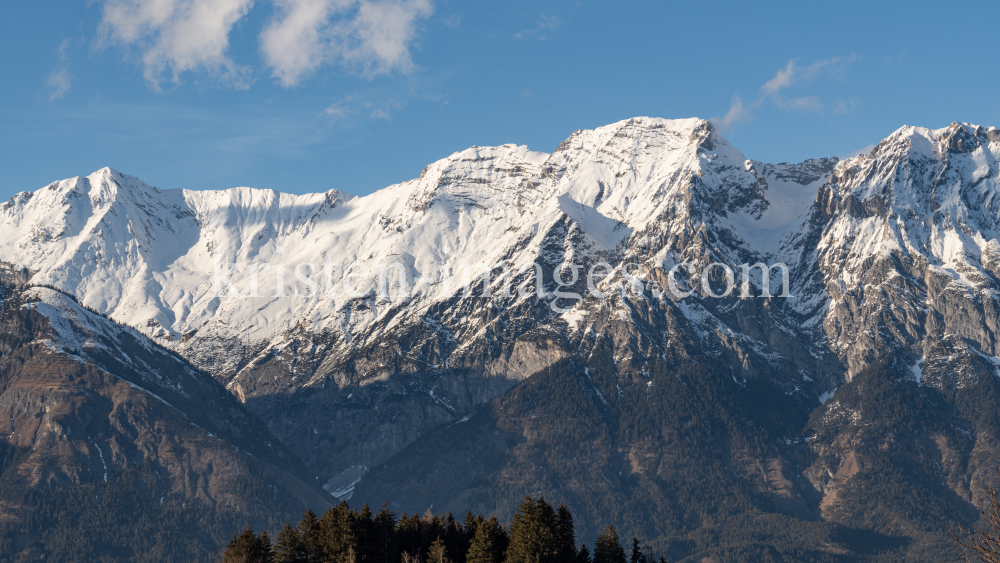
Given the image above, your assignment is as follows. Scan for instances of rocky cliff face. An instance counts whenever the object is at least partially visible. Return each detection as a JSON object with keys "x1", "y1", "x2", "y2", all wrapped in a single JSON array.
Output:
[{"x1": 810, "y1": 124, "x2": 1000, "y2": 374}]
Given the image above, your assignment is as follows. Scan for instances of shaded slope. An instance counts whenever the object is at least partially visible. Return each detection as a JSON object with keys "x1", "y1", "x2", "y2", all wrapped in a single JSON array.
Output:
[
  {"x1": 0, "y1": 273, "x2": 330, "y2": 562},
  {"x1": 353, "y1": 350, "x2": 921, "y2": 562}
]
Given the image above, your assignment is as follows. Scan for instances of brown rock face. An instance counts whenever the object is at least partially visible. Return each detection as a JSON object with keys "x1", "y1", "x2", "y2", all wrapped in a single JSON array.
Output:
[{"x1": 0, "y1": 280, "x2": 330, "y2": 560}]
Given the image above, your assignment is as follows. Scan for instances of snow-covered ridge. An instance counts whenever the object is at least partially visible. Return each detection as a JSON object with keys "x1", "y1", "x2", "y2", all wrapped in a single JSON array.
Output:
[
  {"x1": 1, "y1": 117, "x2": 997, "y2": 379},
  {"x1": 0, "y1": 119, "x2": 732, "y2": 360},
  {"x1": 818, "y1": 122, "x2": 1000, "y2": 285},
  {"x1": 22, "y1": 286, "x2": 193, "y2": 388}
]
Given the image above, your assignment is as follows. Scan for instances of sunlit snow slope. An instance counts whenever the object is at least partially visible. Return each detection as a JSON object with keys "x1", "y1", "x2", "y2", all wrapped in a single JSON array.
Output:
[{"x1": 1, "y1": 117, "x2": 800, "y2": 376}]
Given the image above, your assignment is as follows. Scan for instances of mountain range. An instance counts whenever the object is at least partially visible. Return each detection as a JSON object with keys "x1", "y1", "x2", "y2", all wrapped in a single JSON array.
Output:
[{"x1": 2, "y1": 117, "x2": 1000, "y2": 561}]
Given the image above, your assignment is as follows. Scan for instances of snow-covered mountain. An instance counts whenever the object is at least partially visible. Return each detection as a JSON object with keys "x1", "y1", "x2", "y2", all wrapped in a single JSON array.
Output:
[
  {"x1": 0, "y1": 118, "x2": 816, "y2": 374},
  {"x1": 809, "y1": 123, "x2": 1000, "y2": 376},
  {"x1": 3, "y1": 117, "x2": 1000, "y2": 505},
  {"x1": 5, "y1": 117, "x2": 1000, "y2": 561}
]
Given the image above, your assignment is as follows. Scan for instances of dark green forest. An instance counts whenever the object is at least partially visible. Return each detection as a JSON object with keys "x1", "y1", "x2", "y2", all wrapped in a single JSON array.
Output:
[{"x1": 220, "y1": 496, "x2": 661, "y2": 563}]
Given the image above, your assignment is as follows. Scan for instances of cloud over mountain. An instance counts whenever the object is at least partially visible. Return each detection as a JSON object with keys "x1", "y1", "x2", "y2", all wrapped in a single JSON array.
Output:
[{"x1": 95, "y1": 0, "x2": 433, "y2": 89}]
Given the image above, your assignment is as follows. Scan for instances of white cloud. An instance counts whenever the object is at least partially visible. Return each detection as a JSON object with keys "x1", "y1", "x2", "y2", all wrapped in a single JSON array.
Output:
[
  {"x1": 711, "y1": 94, "x2": 757, "y2": 133},
  {"x1": 366, "y1": 98, "x2": 405, "y2": 121},
  {"x1": 834, "y1": 97, "x2": 862, "y2": 115},
  {"x1": 44, "y1": 39, "x2": 73, "y2": 101},
  {"x1": 45, "y1": 69, "x2": 73, "y2": 100},
  {"x1": 716, "y1": 55, "x2": 859, "y2": 133},
  {"x1": 776, "y1": 96, "x2": 824, "y2": 112},
  {"x1": 760, "y1": 55, "x2": 858, "y2": 96},
  {"x1": 95, "y1": 0, "x2": 434, "y2": 91},
  {"x1": 343, "y1": 0, "x2": 432, "y2": 72},
  {"x1": 57, "y1": 38, "x2": 70, "y2": 60},
  {"x1": 760, "y1": 60, "x2": 796, "y2": 95},
  {"x1": 261, "y1": 0, "x2": 433, "y2": 88},
  {"x1": 322, "y1": 93, "x2": 405, "y2": 122},
  {"x1": 514, "y1": 12, "x2": 561, "y2": 40},
  {"x1": 324, "y1": 95, "x2": 355, "y2": 118},
  {"x1": 260, "y1": 0, "x2": 339, "y2": 87},
  {"x1": 98, "y1": 0, "x2": 255, "y2": 91}
]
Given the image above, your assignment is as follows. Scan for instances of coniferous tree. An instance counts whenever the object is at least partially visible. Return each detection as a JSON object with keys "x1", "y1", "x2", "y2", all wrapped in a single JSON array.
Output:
[
  {"x1": 397, "y1": 513, "x2": 424, "y2": 559},
  {"x1": 463, "y1": 511, "x2": 483, "y2": 542},
  {"x1": 221, "y1": 525, "x2": 275, "y2": 563},
  {"x1": 593, "y1": 526, "x2": 626, "y2": 563},
  {"x1": 356, "y1": 503, "x2": 376, "y2": 563},
  {"x1": 443, "y1": 513, "x2": 466, "y2": 563},
  {"x1": 463, "y1": 510, "x2": 486, "y2": 563},
  {"x1": 504, "y1": 497, "x2": 558, "y2": 563},
  {"x1": 275, "y1": 523, "x2": 308, "y2": 563},
  {"x1": 320, "y1": 502, "x2": 356, "y2": 563},
  {"x1": 260, "y1": 532, "x2": 275, "y2": 562},
  {"x1": 218, "y1": 498, "x2": 669, "y2": 563},
  {"x1": 629, "y1": 539, "x2": 642, "y2": 563},
  {"x1": 554, "y1": 505, "x2": 575, "y2": 563},
  {"x1": 422, "y1": 510, "x2": 445, "y2": 557},
  {"x1": 222, "y1": 525, "x2": 256, "y2": 562},
  {"x1": 642, "y1": 544, "x2": 655, "y2": 563},
  {"x1": 466, "y1": 516, "x2": 506, "y2": 563},
  {"x1": 298, "y1": 510, "x2": 321, "y2": 563},
  {"x1": 373, "y1": 503, "x2": 398, "y2": 563},
  {"x1": 428, "y1": 536, "x2": 450, "y2": 563}
]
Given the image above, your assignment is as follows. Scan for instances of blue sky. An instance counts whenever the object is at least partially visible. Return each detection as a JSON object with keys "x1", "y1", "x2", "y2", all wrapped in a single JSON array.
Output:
[{"x1": 2, "y1": 0, "x2": 998, "y2": 200}]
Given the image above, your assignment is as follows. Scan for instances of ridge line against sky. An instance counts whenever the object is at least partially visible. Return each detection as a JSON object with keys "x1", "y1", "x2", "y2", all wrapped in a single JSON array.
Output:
[{"x1": 1, "y1": 0, "x2": 998, "y2": 200}]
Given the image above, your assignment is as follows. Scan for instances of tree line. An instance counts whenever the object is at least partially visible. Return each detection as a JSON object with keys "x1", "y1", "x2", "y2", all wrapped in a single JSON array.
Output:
[{"x1": 221, "y1": 496, "x2": 670, "y2": 563}]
